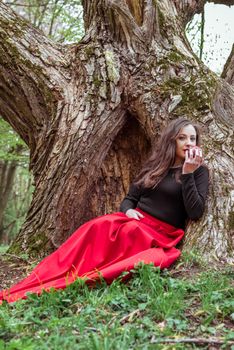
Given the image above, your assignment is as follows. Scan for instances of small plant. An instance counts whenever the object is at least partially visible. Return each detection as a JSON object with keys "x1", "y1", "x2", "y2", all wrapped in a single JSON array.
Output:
[{"x1": 179, "y1": 249, "x2": 206, "y2": 268}]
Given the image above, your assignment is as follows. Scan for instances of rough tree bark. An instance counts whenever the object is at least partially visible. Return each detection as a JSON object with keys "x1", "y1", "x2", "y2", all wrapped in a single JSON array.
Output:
[
  {"x1": 222, "y1": 44, "x2": 234, "y2": 85},
  {"x1": 0, "y1": 0, "x2": 233, "y2": 262}
]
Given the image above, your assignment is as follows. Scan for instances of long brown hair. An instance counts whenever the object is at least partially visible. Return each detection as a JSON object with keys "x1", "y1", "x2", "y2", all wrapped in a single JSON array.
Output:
[{"x1": 134, "y1": 118, "x2": 201, "y2": 188}]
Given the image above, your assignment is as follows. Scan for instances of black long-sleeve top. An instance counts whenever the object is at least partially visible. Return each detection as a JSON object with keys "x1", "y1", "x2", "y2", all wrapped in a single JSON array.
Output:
[{"x1": 119, "y1": 165, "x2": 209, "y2": 229}]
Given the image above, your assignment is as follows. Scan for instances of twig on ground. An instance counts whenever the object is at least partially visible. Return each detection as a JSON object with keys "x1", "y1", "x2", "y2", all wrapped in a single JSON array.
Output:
[
  {"x1": 1, "y1": 253, "x2": 28, "y2": 263},
  {"x1": 119, "y1": 309, "x2": 142, "y2": 325},
  {"x1": 150, "y1": 336, "x2": 234, "y2": 345},
  {"x1": 168, "y1": 269, "x2": 191, "y2": 276}
]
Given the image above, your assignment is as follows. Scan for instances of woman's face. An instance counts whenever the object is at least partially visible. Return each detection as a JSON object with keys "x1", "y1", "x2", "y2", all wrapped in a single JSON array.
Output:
[{"x1": 174, "y1": 124, "x2": 197, "y2": 164}]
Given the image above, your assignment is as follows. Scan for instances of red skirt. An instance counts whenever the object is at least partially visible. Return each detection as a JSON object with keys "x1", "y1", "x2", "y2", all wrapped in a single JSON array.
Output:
[{"x1": 0, "y1": 209, "x2": 184, "y2": 303}]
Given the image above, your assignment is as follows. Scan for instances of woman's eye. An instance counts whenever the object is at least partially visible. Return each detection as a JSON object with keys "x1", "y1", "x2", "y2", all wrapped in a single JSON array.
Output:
[{"x1": 178, "y1": 136, "x2": 196, "y2": 142}]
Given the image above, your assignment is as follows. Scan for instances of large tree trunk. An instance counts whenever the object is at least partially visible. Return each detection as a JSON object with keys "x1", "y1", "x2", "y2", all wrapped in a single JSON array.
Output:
[{"x1": 0, "y1": 0, "x2": 233, "y2": 262}]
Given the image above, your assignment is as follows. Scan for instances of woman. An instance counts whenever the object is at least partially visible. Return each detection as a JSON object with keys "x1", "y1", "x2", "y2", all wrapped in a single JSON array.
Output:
[{"x1": 0, "y1": 118, "x2": 209, "y2": 303}]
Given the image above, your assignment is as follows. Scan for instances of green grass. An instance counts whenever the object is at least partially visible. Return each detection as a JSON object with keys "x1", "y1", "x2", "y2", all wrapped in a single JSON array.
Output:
[{"x1": 0, "y1": 258, "x2": 233, "y2": 350}]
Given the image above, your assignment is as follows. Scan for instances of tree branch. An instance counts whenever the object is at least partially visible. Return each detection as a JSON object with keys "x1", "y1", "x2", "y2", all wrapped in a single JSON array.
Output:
[
  {"x1": 108, "y1": 0, "x2": 145, "y2": 50},
  {"x1": 172, "y1": 0, "x2": 205, "y2": 24},
  {"x1": 82, "y1": 0, "x2": 148, "y2": 52},
  {"x1": 221, "y1": 44, "x2": 234, "y2": 86},
  {"x1": 207, "y1": 0, "x2": 234, "y2": 5},
  {"x1": 172, "y1": 0, "x2": 234, "y2": 26},
  {"x1": 0, "y1": 2, "x2": 70, "y2": 147}
]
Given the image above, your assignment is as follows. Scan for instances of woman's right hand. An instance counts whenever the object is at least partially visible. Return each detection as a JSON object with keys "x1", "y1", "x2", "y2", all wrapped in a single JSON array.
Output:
[{"x1": 125, "y1": 209, "x2": 144, "y2": 220}]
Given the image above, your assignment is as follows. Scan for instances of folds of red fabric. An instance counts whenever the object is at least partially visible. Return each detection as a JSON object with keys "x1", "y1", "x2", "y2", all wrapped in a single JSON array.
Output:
[{"x1": 0, "y1": 209, "x2": 184, "y2": 304}]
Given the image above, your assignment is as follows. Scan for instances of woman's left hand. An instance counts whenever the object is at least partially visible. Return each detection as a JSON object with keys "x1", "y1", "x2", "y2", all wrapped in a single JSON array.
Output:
[{"x1": 182, "y1": 146, "x2": 203, "y2": 174}]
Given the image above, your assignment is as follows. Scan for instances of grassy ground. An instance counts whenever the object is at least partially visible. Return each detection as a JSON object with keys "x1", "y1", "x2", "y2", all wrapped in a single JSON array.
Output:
[{"x1": 0, "y1": 250, "x2": 233, "y2": 350}]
